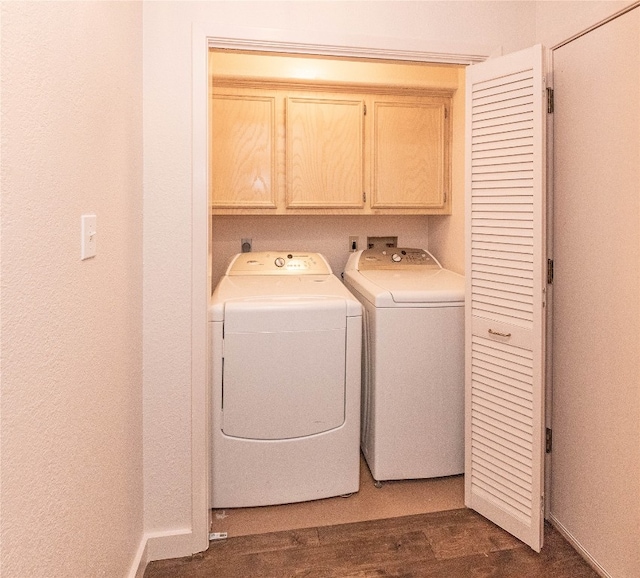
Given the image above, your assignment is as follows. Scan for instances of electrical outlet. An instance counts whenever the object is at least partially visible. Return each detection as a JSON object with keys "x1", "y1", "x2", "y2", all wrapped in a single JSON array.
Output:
[{"x1": 349, "y1": 236, "x2": 358, "y2": 252}]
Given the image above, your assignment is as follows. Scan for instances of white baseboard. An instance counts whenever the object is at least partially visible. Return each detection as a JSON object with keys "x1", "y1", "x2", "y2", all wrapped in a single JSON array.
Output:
[
  {"x1": 127, "y1": 525, "x2": 210, "y2": 575},
  {"x1": 145, "y1": 528, "x2": 196, "y2": 562},
  {"x1": 548, "y1": 514, "x2": 611, "y2": 578},
  {"x1": 127, "y1": 528, "x2": 199, "y2": 577},
  {"x1": 128, "y1": 537, "x2": 149, "y2": 578}
]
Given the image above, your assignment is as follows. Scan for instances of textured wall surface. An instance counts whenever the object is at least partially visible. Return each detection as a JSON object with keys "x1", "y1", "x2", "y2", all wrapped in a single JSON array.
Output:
[
  {"x1": 541, "y1": 4, "x2": 640, "y2": 577},
  {"x1": 535, "y1": 0, "x2": 635, "y2": 47},
  {"x1": 428, "y1": 66, "x2": 466, "y2": 275},
  {"x1": 1, "y1": 2, "x2": 144, "y2": 576}
]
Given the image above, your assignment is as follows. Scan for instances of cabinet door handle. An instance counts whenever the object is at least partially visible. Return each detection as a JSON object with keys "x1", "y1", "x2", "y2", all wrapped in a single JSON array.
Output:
[{"x1": 488, "y1": 328, "x2": 512, "y2": 338}]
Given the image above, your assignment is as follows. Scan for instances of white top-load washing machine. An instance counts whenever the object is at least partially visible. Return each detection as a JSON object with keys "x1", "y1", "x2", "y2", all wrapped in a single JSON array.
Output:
[
  {"x1": 343, "y1": 247, "x2": 464, "y2": 483},
  {"x1": 209, "y1": 251, "x2": 362, "y2": 508}
]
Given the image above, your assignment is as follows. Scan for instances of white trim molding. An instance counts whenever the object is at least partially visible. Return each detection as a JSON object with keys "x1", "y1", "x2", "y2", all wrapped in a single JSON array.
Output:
[
  {"x1": 191, "y1": 22, "x2": 214, "y2": 559},
  {"x1": 127, "y1": 537, "x2": 149, "y2": 578},
  {"x1": 549, "y1": 515, "x2": 612, "y2": 578},
  {"x1": 204, "y1": 25, "x2": 493, "y2": 65},
  {"x1": 129, "y1": 529, "x2": 197, "y2": 576},
  {"x1": 552, "y1": 0, "x2": 640, "y2": 49}
]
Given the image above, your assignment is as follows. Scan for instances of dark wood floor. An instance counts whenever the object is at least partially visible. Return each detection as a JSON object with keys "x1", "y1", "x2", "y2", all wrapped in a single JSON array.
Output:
[{"x1": 145, "y1": 508, "x2": 598, "y2": 577}]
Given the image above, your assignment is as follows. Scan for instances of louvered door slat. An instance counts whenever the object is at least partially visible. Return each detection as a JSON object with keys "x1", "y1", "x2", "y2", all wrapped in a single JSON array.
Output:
[
  {"x1": 465, "y1": 45, "x2": 546, "y2": 552},
  {"x1": 472, "y1": 147, "x2": 534, "y2": 160},
  {"x1": 473, "y1": 138, "x2": 534, "y2": 153},
  {"x1": 473, "y1": 249, "x2": 533, "y2": 263},
  {"x1": 472, "y1": 129, "x2": 535, "y2": 146},
  {"x1": 473, "y1": 357, "x2": 534, "y2": 386},
  {"x1": 473, "y1": 256, "x2": 534, "y2": 269},
  {"x1": 473, "y1": 280, "x2": 533, "y2": 299},
  {"x1": 472, "y1": 241, "x2": 533, "y2": 255},
  {"x1": 472, "y1": 227, "x2": 533, "y2": 239},
  {"x1": 472, "y1": 427, "x2": 533, "y2": 470},
  {"x1": 472, "y1": 374, "x2": 533, "y2": 407},
  {"x1": 472, "y1": 442, "x2": 532, "y2": 481},
  {"x1": 473, "y1": 284, "x2": 533, "y2": 302},
  {"x1": 473, "y1": 162, "x2": 534, "y2": 174}
]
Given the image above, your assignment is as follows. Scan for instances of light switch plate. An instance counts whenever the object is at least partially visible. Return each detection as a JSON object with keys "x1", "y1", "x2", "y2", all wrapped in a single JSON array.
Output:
[{"x1": 81, "y1": 214, "x2": 97, "y2": 260}]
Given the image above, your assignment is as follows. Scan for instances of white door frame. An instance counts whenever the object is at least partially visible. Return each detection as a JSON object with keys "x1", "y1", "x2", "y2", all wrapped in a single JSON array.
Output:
[{"x1": 190, "y1": 24, "x2": 493, "y2": 554}]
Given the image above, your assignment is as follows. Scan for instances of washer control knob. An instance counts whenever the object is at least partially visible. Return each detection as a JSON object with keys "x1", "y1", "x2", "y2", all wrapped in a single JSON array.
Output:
[
  {"x1": 274, "y1": 257, "x2": 286, "y2": 268},
  {"x1": 391, "y1": 253, "x2": 402, "y2": 263}
]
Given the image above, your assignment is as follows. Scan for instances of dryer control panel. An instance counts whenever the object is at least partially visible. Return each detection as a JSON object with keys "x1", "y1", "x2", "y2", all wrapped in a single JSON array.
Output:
[
  {"x1": 357, "y1": 248, "x2": 441, "y2": 271},
  {"x1": 226, "y1": 251, "x2": 332, "y2": 276}
]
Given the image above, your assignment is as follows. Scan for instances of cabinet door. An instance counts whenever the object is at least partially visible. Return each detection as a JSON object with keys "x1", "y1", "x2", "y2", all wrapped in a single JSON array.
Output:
[
  {"x1": 465, "y1": 44, "x2": 547, "y2": 552},
  {"x1": 210, "y1": 93, "x2": 277, "y2": 209},
  {"x1": 286, "y1": 96, "x2": 364, "y2": 209},
  {"x1": 371, "y1": 97, "x2": 450, "y2": 209}
]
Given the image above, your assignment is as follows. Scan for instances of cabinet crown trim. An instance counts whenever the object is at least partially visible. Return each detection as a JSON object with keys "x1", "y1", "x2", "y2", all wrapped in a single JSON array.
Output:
[{"x1": 212, "y1": 75, "x2": 455, "y2": 98}]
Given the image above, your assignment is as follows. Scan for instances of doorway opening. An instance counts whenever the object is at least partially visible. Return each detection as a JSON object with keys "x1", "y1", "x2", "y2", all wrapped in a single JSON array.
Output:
[{"x1": 206, "y1": 47, "x2": 469, "y2": 539}]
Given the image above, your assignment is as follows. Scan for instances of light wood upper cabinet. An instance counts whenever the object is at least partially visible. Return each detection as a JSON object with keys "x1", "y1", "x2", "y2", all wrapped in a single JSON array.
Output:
[
  {"x1": 210, "y1": 81, "x2": 452, "y2": 215},
  {"x1": 371, "y1": 97, "x2": 449, "y2": 210},
  {"x1": 210, "y1": 93, "x2": 277, "y2": 209},
  {"x1": 286, "y1": 96, "x2": 364, "y2": 209}
]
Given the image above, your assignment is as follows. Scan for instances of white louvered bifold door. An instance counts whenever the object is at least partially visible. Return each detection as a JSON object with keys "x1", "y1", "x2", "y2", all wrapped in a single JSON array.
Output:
[{"x1": 465, "y1": 45, "x2": 547, "y2": 552}]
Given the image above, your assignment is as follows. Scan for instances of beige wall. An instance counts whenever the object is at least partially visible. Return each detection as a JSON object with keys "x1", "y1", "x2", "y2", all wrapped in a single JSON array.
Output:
[
  {"x1": 0, "y1": 2, "x2": 144, "y2": 577},
  {"x1": 143, "y1": 0, "x2": 536, "y2": 558},
  {"x1": 535, "y1": 2, "x2": 640, "y2": 576},
  {"x1": 535, "y1": 0, "x2": 636, "y2": 47},
  {"x1": 428, "y1": 66, "x2": 466, "y2": 274}
]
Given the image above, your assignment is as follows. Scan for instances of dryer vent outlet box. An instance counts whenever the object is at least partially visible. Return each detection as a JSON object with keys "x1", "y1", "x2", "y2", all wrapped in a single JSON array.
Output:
[{"x1": 367, "y1": 236, "x2": 397, "y2": 250}]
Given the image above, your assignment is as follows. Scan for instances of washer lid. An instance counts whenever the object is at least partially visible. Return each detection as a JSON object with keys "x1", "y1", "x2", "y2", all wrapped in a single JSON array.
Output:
[{"x1": 360, "y1": 268, "x2": 465, "y2": 304}]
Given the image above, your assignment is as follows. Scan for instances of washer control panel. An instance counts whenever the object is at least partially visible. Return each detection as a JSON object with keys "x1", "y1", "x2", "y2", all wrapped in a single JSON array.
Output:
[
  {"x1": 358, "y1": 248, "x2": 440, "y2": 270},
  {"x1": 227, "y1": 251, "x2": 332, "y2": 275}
]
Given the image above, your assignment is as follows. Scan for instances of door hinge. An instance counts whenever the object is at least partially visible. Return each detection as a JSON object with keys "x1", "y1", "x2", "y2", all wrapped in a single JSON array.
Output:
[
  {"x1": 363, "y1": 103, "x2": 367, "y2": 115},
  {"x1": 547, "y1": 87, "x2": 554, "y2": 113},
  {"x1": 546, "y1": 427, "x2": 553, "y2": 453},
  {"x1": 363, "y1": 191, "x2": 366, "y2": 203},
  {"x1": 444, "y1": 107, "x2": 448, "y2": 119},
  {"x1": 547, "y1": 259, "x2": 554, "y2": 284}
]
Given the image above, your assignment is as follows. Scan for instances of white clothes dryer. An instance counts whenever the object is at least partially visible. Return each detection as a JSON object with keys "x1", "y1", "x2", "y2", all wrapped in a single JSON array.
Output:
[
  {"x1": 343, "y1": 247, "x2": 464, "y2": 483},
  {"x1": 209, "y1": 251, "x2": 362, "y2": 508}
]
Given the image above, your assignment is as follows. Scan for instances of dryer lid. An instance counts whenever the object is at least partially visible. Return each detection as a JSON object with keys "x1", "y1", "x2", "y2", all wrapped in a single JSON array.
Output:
[{"x1": 209, "y1": 274, "x2": 362, "y2": 321}]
